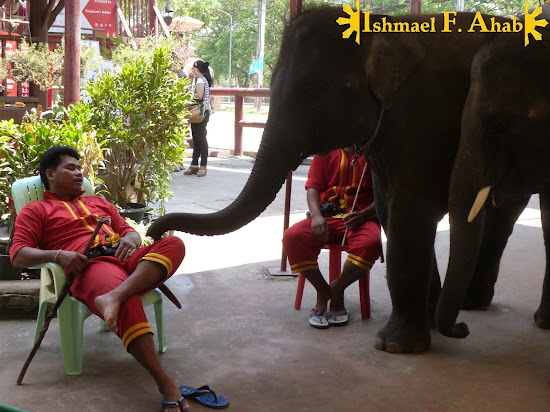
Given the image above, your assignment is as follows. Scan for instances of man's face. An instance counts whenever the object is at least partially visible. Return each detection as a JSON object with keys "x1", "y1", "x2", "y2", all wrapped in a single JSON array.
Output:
[{"x1": 48, "y1": 155, "x2": 83, "y2": 197}]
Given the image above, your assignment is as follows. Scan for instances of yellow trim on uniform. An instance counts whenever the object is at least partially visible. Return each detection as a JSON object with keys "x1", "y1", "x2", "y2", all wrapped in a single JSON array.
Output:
[
  {"x1": 290, "y1": 260, "x2": 319, "y2": 274},
  {"x1": 338, "y1": 149, "x2": 345, "y2": 188},
  {"x1": 76, "y1": 198, "x2": 92, "y2": 215},
  {"x1": 143, "y1": 253, "x2": 173, "y2": 274},
  {"x1": 103, "y1": 225, "x2": 116, "y2": 236},
  {"x1": 347, "y1": 253, "x2": 373, "y2": 270},
  {"x1": 60, "y1": 200, "x2": 79, "y2": 220},
  {"x1": 60, "y1": 200, "x2": 100, "y2": 247},
  {"x1": 122, "y1": 322, "x2": 150, "y2": 342},
  {"x1": 122, "y1": 323, "x2": 154, "y2": 350}
]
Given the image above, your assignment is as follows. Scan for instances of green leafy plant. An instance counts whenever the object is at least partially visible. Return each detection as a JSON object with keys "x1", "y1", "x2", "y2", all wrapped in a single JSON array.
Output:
[
  {"x1": 0, "y1": 106, "x2": 105, "y2": 219},
  {"x1": 6, "y1": 38, "x2": 103, "y2": 91},
  {"x1": 6, "y1": 38, "x2": 64, "y2": 91},
  {"x1": 86, "y1": 46, "x2": 193, "y2": 212},
  {"x1": 123, "y1": 217, "x2": 154, "y2": 246},
  {"x1": 111, "y1": 35, "x2": 187, "y2": 73}
]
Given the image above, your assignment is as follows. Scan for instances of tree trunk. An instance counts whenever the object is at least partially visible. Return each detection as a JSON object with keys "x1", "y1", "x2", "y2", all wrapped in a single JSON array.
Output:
[{"x1": 29, "y1": 0, "x2": 66, "y2": 109}]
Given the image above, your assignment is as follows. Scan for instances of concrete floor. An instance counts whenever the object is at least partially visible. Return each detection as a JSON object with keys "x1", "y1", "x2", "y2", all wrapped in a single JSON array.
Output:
[{"x1": 2, "y1": 153, "x2": 550, "y2": 411}]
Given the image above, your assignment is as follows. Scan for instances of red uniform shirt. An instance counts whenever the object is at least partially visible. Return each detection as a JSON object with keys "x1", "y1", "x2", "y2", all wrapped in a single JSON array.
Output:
[
  {"x1": 10, "y1": 191, "x2": 134, "y2": 263},
  {"x1": 306, "y1": 149, "x2": 373, "y2": 216}
]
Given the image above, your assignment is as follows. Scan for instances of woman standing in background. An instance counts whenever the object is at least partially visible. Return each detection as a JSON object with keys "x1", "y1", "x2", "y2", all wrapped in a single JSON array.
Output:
[{"x1": 184, "y1": 60, "x2": 213, "y2": 177}]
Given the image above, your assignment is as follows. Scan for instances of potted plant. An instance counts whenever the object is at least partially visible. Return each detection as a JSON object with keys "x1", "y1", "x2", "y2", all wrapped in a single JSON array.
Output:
[
  {"x1": 0, "y1": 106, "x2": 104, "y2": 279},
  {"x1": 85, "y1": 46, "x2": 193, "y2": 219},
  {"x1": 5, "y1": 38, "x2": 103, "y2": 92},
  {"x1": 5, "y1": 38, "x2": 64, "y2": 92}
]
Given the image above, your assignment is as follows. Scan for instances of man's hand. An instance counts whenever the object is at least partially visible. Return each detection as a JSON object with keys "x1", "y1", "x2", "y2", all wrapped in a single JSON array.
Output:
[
  {"x1": 343, "y1": 211, "x2": 366, "y2": 229},
  {"x1": 311, "y1": 215, "x2": 329, "y2": 242},
  {"x1": 56, "y1": 251, "x2": 90, "y2": 276},
  {"x1": 113, "y1": 232, "x2": 141, "y2": 262}
]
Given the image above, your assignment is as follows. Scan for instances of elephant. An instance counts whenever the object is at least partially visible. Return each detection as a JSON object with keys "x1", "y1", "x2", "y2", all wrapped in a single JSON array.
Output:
[
  {"x1": 436, "y1": 26, "x2": 550, "y2": 337},
  {"x1": 147, "y1": 8, "x2": 535, "y2": 353}
]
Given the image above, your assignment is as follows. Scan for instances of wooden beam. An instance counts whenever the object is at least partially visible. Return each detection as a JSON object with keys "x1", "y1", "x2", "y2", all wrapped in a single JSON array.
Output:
[
  {"x1": 152, "y1": 5, "x2": 170, "y2": 37},
  {"x1": 114, "y1": 0, "x2": 137, "y2": 50}
]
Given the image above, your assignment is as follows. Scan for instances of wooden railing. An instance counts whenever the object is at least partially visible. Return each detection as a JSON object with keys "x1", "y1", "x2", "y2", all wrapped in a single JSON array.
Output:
[
  {"x1": 209, "y1": 88, "x2": 270, "y2": 156},
  {"x1": 209, "y1": 87, "x2": 292, "y2": 274}
]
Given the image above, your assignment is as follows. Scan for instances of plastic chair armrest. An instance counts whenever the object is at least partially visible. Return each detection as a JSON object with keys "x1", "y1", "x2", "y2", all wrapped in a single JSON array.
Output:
[{"x1": 30, "y1": 262, "x2": 67, "y2": 294}]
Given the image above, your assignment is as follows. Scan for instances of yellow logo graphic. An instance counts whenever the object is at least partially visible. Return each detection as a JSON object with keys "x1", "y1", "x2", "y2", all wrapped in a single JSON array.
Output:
[
  {"x1": 336, "y1": 0, "x2": 361, "y2": 45},
  {"x1": 337, "y1": 1, "x2": 548, "y2": 47},
  {"x1": 524, "y1": 2, "x2": 548, "y2": 46}
]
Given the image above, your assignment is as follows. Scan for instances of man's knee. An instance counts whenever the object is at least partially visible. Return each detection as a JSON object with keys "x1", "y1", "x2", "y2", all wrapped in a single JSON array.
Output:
[{"x1": 282, "y1": 224, "x2": 303, "y2": 253}]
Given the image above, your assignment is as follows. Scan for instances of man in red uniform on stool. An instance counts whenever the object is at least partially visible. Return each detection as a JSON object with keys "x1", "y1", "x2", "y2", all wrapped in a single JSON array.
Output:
[
  {"x1": 283, "y1": 146, "x2": 382, "y2": 328},
  {"x1": 10, "y1": 146, "x2": 189, "y2": 411}
]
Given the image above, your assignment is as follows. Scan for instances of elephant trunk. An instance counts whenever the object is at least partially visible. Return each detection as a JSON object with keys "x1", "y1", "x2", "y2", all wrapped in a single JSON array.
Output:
[
  {"x1": 147, "y1": 119, "x2": 303, "y2": 239},
  {"x1": 436, "y1": 150, "x2": 488, "y2": 338}
]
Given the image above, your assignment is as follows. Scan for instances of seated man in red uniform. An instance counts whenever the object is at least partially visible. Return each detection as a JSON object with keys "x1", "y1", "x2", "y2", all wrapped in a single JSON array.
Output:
[
  {"x1": 10, "y1": 146, "x2": 189, "y2": 412},
  {"x1": 283, "y1": 146, "x2": 382, "y2": 328}
]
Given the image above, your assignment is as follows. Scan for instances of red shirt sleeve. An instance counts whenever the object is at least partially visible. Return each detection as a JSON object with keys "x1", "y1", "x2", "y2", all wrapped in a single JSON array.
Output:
[
  {"x1": 305, "y1": 154, "x2": 328, "y2": 192},
  {"x1": 10, "y1": 202, "x2": 45, "y2": 264}
]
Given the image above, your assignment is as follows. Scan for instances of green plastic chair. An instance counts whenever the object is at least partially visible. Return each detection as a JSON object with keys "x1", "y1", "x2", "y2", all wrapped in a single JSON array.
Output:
[{"x1": 11, "y1": 176, "x2": 166, "y2": 375}]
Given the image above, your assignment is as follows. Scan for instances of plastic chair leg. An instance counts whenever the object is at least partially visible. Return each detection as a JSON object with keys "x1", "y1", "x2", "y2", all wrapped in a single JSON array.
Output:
[
  {"x1": 154, "y1": 298, "x2": 167, "y2": 353},
  {"x1": 57, "y1": 298, "x2": 89, "y2": 375},
  {"x1": 294, "y1": 274, "x2": 306, "y2": 310},
  {"x1": 359, "y1": 272, "x2": 371, "y2": 319},
  {"x1": 328, "y1": 247, "x2": 342, "y2": 284},
  {"x1": 34, "y1": 301, "x2": 49, "y2": 343},
  {"x1": 99, "y1": 319, "x2": 110, "y2": 331}
]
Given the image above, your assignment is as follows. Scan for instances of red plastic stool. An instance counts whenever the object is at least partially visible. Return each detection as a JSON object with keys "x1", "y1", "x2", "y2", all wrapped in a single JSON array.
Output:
[{"x1": 293, "y1": 245, "x2": 371, "y2": 319}]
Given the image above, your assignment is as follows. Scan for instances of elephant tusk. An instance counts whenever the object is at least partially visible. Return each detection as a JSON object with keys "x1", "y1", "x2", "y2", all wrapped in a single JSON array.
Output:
[{"x1": 467, "y1": 186, "x2": 492, "y2": 223}]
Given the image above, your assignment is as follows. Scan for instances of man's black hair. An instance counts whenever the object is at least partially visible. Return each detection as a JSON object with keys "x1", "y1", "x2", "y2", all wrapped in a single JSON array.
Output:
[{"x1": 39, "y1": 145, "x2": 80, "y2": 190}]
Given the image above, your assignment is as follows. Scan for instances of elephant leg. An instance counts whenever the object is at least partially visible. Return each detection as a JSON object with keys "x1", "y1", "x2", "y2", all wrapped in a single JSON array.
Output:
[
  {"x1": 427, "y1": 256, "x2": 441, "y2": 327},
  {"x1": 535, "y1": 189, "x2": 550, "y2": 328},
  {"x1": 375, "y1": 198, "x2": 438, "y2": 353},
  {"x1": 463, "y1": 196, "x2": 530, "y2": 309}
]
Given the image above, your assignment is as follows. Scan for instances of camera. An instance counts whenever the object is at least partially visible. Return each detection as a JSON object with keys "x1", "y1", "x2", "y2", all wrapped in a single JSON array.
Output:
[{"x1": 306, "y1": 202, "x2": 346, "y2": 218}]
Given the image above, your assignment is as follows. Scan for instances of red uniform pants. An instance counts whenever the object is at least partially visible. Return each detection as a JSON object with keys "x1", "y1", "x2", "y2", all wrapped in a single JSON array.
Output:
[
  {"x1": 283, "y1": 217, "x2": 382, "y2": 274},
  {"x1": 71, "y1": 236, "x2": 185, "y2": 350}
]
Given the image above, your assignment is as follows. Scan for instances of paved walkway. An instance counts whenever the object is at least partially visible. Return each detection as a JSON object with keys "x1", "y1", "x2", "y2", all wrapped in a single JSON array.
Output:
[{"x1": 1, "y1": 119, "x2": 550, "y2": 410}]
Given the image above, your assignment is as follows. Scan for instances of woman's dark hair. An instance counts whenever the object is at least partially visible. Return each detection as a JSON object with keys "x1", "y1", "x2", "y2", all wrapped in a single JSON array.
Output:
[
  {"x1": 194, "y1": 60, "x2": 214, "y2": 87},
  {"x1": 39, "y1": 145, "x2": 80, "y2": 190}
]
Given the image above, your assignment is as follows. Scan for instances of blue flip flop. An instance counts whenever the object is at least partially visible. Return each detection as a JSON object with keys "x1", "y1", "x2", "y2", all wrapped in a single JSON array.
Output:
[
  {"x1": 326, "y1": 310, "x2": 349, "y2": 326},
  {"x1": 309, "y1": 313, "x2": 329, "y2": 329},
  {"x1": 161, "y1": 396, "x2": 188, "y2": 411},
  {"x1": 179, "y1": 385, "x2": 229, "y2": 409}
]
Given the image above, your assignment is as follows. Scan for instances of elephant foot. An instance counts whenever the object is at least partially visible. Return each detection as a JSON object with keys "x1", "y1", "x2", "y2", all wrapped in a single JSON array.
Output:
[
  {"x1": 534, "y1": 306, "x2": 550, "y2": 329},
  {"x1": 375, "y1": 312, "x2": 431, "y2": 353},
  {"x1": 462, "y1": 288, "x2": 494, "y2": 311}
]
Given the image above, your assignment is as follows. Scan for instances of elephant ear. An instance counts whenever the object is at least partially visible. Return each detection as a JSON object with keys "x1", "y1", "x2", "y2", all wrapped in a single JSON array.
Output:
[{"x1": 366, "y1": 36, "x2": 425, "y2": 110}]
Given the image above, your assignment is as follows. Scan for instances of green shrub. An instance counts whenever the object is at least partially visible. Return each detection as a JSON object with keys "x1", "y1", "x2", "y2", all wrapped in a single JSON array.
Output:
[{"x1": 86, "y1": 46, "x2": 193, "y2": 213}]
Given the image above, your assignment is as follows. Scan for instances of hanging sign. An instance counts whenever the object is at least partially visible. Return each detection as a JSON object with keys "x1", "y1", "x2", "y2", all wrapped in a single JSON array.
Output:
[{"x1": 50, "y1": 0, "x2": 116, "y2": 36}]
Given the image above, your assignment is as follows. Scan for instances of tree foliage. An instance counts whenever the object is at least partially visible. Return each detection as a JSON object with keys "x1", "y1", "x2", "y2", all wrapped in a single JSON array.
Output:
[{"x1": 155, "y1": 0, "x2": 544, "y2": 88}]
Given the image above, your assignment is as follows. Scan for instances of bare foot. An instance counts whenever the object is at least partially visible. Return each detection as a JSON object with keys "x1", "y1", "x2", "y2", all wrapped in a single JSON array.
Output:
[
  {"x1": 160, "y1": 379, "x2": 190, "y2": 411},
  {"x1": 329, "y1": 283, "x2": 346, "y2": 314},
  {"x1": 311, "y1": 289, "x2": 331, "y2": 316},
  {"x1": 94, "y1": 292, "x2": 121, "y2": 334}
]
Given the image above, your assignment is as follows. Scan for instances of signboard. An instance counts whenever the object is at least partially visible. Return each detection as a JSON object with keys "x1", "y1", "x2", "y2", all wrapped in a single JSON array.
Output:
[
  {"x1": 50, "y1": 0, "x2": 116, "y2": 36},
  {"x1": 5, "y1": 40, "x2": 17, "y2": 97}
]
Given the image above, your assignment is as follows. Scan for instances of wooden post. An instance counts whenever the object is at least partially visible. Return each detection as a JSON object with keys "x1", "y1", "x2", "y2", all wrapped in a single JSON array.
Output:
[
  {"x1": 266, "y1": 0, "x2": 302, "y2": 276},
  {"x1": 150, "y1": 0, "x2": 158, "y2": 37},
  {"x1": 64, "y1": 0, "x2": 80, "y2": 108},
  {"x1": 234, "y1": 95, "x2": 244, "y2": 156},
  {"x1": 411, "y1": 0, "x2": 422, "y2": 14}
]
